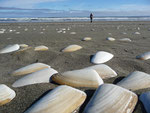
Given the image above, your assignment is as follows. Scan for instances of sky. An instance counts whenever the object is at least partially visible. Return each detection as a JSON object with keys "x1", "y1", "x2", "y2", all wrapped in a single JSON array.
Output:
[{"x1": 0, "y1": 0, "x2": 150, "y2": 18}]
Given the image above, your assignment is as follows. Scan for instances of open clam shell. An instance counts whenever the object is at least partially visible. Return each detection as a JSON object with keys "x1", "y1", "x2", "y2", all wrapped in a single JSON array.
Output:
[
  {"x1": 11, "y1": 63, "x2": 50, "y2": 76},
  {"x1": 24, "y1": 85, "x2": 86, "y2": 113},
  {"x1": 117, "y1": 71, "x2": 150, "y2": 91},
  {"x1": 34, "y1": 45, "x2": 48, "y2": 51},
  {"x1": 82, "y1": 37, "x2": 92, "y2": 41},
  {"x1": 61, "y1": 44, "x2": 82, "y2": 52},
  {"x1": 83, "y1": 84, "x2": 137, "y2": 113},
  {"x1": 136, "y1": 51, "x2": 150, "y2": 60},
  {"x1": 106, "y1": 37, "x2": 115, "y2": 41},
  {"x1": 118, "y1": 38, "x2": 131, "y2": 42},
  {"x1": 83, "y1": 64, "x2": 117, "y2": 79},
  {"x1": 91, "y1": 51, "x2": 114, "y2": 64},
  {"x1": 0, "y1": 84, "x2": 16, "y2": 106},
  {"x1": 12, "y1": 68, "x2": 58, "y2": 87},
  {"x1": 52, "y1": 69, "x2": 103, "y2": 88},
  {"x1": 0, "y1": 44, "x2": 20, "y2": 54},
  {"x1": 139, "y1": 91, "x2": 150, "y2": 113}
]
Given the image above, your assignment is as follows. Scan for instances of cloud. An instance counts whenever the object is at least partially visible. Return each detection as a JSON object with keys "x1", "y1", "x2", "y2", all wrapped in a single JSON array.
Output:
[{"x1": 0, "y1": 0, "x2": 66, "y2": 8}]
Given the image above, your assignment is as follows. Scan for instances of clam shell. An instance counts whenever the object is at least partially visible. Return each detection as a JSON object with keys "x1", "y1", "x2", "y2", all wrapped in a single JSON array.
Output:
[
  {"x1": 117, "y1": 71, "x2": 150, "y2": 91},
  {"x1": 83, "y1": 84, "x2": 137, "y2": 113},
  {"x1": 136, "y1": 51, "x2": 150, "y2": 60},
  {"x1": 82, "y1": 37, "x2": 92, "y2": 41},
  {"x1": 52, "y1": 69, "x2": 103, "y2": 88},
  {"x1": 34, "y1": 45, "x2": 48, "y2": 51},
  {"x1": 11, "y1": 63, "x2": 50, "y2": 76},
  {"x1": 83, "y1": 64, "x2": 117, "y2": 79},
  {"x1": 0, "y1": 44, "x2": 20, "y2": 54},
  {"x1": 24, "y1": 85, "x2": 86, "y2": 113},
  {"x1": 106, "y1": 37, "x2": 115, "y2": 41},
  {"x1": 139, "y1": 91, "x2": 150, "y2": 113},
  {"x1": 61, "y1": 45, "x2": 82, "y2": 52},
  {"x1": 70, "y1": 32, "x2": 76, "y2": 34},
  {"x1": 119, "y1": 38, "x2": 131, "y2": 42},
  {"x1": 0, "y1": 84, "x2": 16, "y2": 106},
  {"x1": 12, "y1": 68, "x2": 58, "y2": 87},
  {"x1": 134, "y1": 32, "x2": 140, "y2": 35},
  {"x1": 91, "y1": 51, "x2": 114, "y2": 64},
  {"x1": 19, "y1": 44, "x2": 29, "y2": 48}
]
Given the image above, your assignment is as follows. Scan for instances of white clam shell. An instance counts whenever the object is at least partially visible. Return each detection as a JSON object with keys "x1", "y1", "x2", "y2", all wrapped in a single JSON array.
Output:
[
  {"x1": 106, "y1": 37, "x2": 115, "y2": 41},
  {"x1": 91, "y1": 51, "x2": 114, "y2": 64},
  {"x1": 82, "y1": 37, "x2": 92, "y2": 41},
  {"x1": 139, "y1": 91, "x2": 150, "y2": 113},
  {"x1": 83, "y1": 64, "x2": 117, "y2": 79},
  {"x1": 34, "y1": 45, "x2": 48, "y2": 51},
  {"x1": 12, "y1": 63, "x2": 50, "y2": 76},
  {"x1": 0, "y1": 84, "x2": 16, "y2": 106},
  {"x1": 134, "y1": 32, "x2": 140, "y2": 34},
  {"x1": 83, "y1": 84, "x2": 137, "y2": 113},
  {"x1": 61, "y1": 44, "x2": 82, "y2": 52},
  {"x1": 52, "y1": 69, "x2": 103, "y2": 88},
  {"x1": 24, "y1": 85, "x2": 86, "y2": 113},
  {"x1": 136, "y1": 51, "x2": 150, "y2": 60},
  {"x1": 119, "y1": 38, "x2": 131, "y2": 42},
  {"x1": 70, "y1": 32, "x2": 76, "y2": 34},
  {"x1": 12, "y1": 68, "x2": 58, "y2": 87},
  {"x1": 0, "y1": 44, "x2": 20, "y2": 54},
  {"x1": 117, "y1": 71, "x2": 150, "y2": 91}
]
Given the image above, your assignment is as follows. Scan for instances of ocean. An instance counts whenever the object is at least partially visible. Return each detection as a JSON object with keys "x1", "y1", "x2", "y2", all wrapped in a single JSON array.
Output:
[{"x1": 0, "y1": 16, "x2": 150, "y2": 23}]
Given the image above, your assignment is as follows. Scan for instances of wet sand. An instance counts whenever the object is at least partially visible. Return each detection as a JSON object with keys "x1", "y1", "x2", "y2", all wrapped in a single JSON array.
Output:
[{"x1": 0, "y1": 21, "x2": 150, "y2": 113}]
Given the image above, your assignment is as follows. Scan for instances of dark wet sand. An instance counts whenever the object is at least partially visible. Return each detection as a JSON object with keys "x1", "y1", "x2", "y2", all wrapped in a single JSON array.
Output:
[{"x1": 0, "y1": 21, "x2": 150, "y2": 113}]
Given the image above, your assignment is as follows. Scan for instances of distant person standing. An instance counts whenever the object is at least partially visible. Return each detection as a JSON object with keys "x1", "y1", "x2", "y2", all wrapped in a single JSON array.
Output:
[{"x1": 90, "y1": 13, "x2": 93, "y2": 23}]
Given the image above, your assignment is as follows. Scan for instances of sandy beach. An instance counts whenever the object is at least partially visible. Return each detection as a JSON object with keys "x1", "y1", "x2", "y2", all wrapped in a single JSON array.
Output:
[{"x1": 0, "y1": 21, "x2": 150, "y2": 113}]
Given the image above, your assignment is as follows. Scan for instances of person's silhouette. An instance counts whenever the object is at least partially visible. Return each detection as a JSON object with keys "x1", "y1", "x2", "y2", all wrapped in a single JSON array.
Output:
[{"x1": 90, "y1": 13, "x2": 93, "y2": 23}]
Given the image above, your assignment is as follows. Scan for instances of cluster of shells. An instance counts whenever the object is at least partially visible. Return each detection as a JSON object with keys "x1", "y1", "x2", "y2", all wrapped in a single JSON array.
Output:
[{"x1": 1, "y1": 27, "x2": 150, "y2": 113}]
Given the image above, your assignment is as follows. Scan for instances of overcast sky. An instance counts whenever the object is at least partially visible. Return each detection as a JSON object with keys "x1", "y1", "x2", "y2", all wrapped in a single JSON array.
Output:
[{"x1": 0, "y1": 0, "x2": 150, "y2": 17}]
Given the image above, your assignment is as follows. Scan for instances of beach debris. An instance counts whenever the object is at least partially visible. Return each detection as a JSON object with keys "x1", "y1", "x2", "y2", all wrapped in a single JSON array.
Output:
[
  {"x1": 16, "y1": 32, "x2": 20, "y2": 34},
  {"x1": 122, "y1": 32, "x2": 127, "y2": 35},
  {"x1": 106, "y1": 37, "x2": 115, "y2": 41},
  {"x1": 62, "y1": 31, "x2": 66, "y2": 33},
  {"x1": 70, "y1": 32, "x2": 76, "y2": 35},
  {"x1": 9, "y1": 30, "x2": 13, "y2": 32},
  {"x1": 139, "y1": 91, "x2": 150, "y2": 113},
  {"x1": 0, "y1": 84, "x2": 16, "y2": 106},
  {"x1": 40, "y1": 32, "x2": 44, "y2": 34},
  {"x1": 24, "y1": 85, "x2": 86, "y2": 113},
  {"x1": 117, "y1": 71, "x2": 150, "y2": 91},
  {"x1": 52, "y1": 69, "x2": 103, "y2": 88},
  {"x1": 12, "y1": 63, "x2": 50, "y2": 76},
  {"x1": 0, "y1": 29, "x2": 4, "y2": 33},
  {"x1": 61, "y1": 44, "x2": 82, "y2": 52},
  {"x1": 19, "y1": 44, "x2": 29, "y2": 48},
  {"x1": 137, "y1": 27, "x2": 140, "y2": 30},
  {"x1": 0, "y1": 44, "x2": 20, "y2": 54},
  {"x1": 57, "y1": 30, "x2": 62, "y2": 33},
  {"x1": 91, "y1": 51, "x2": 114, "y2": 64},
  {"x1": 34, "y1": 45, "x2": 48, "y2": 51},
  {"x1": 83, "y1": 84, "x2": 137, "y2": 113},
  {"x1": 136, "y1": 51, "x2": 150, "y2": 60},
  {"x1": 118, "y1": 38, "x2": 131, "y2": 42},
  {"x1": 12, "y1": 68, "x2": 58, "y2": 87},
  {"x1": 134, "y1": 32, "x2": 140, "y2": 35},
  {"x1": 83, "y1": 64, "x2": 117, "y2": 79},
  {"x1": 24, "y1": 28, "x2": 28, "y2": 31},
  {"x1": 82, "y1": 37, "x2": 92, "y2": 41}
]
